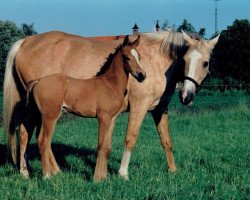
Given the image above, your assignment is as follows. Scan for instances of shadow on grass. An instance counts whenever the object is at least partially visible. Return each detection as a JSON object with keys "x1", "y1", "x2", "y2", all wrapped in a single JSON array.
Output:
[{"x1": 0, "y1": 143, "x2": 119, "y2": 181}]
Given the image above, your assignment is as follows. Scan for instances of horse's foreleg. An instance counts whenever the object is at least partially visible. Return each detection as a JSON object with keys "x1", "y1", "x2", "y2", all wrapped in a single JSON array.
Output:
[
  {"x1": 37, "y1": 118, "x2": 58, "y2": 178},
  {"x1": 118, "y1": 104, "x2": 148, "y2": 179},
  {"x1": 152, "y1": 111, "x2": 176, "y2": 172},
  {"x1": 94, "y1": 114, "x2": 115, "y2": 181}
]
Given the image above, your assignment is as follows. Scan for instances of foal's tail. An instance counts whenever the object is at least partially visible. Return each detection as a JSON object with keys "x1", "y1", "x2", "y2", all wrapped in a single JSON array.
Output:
[
  {"x1": 3, "y1": 38, "x2": 25, "y2": 164},
  {"x1": 26, "y1": 80, "x2": 39, "y2": 108}
]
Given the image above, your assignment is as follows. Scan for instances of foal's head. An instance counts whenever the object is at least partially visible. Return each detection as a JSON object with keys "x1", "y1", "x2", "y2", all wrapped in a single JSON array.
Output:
[
  {"x1": 179, "y1": 30, "x2": 220, "y2": 105},
  {"x1": 121, "y1": 35, "x2": 146, "y2": 82}
]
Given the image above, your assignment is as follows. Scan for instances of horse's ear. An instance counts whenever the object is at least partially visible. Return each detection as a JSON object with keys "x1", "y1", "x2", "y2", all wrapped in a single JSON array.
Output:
[
  {"x1": 131, "y1": 35, "x2": 140, "y2": 47},
  {"x1": 208, "y1": 34, "x2": 220, "y2": 49},
  {"x1": 182, "y1": 30, "x2": 194, "y2": 45},
  {"x1": 123, "y1": 35, "x2": 129, "y2": 46}
]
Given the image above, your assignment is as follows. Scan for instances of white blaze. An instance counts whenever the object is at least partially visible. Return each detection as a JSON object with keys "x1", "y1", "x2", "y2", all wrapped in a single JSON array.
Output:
[
  {"x1": 131, "y1": 49, "x2": 142, "y2": 68},
  {"x1": 184, "y1": 49, "x2": 201, "y2": 90}
]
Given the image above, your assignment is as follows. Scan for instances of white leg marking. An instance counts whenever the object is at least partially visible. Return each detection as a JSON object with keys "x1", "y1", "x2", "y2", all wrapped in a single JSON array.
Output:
[{"x1": 118, "y1": 147, "x2": 131, "y2": 180}]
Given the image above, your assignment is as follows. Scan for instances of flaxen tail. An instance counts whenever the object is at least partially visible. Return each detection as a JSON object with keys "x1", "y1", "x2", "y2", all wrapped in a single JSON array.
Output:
[{"x1": 3, "y1": 38, "x2": 25, "y2": 164}]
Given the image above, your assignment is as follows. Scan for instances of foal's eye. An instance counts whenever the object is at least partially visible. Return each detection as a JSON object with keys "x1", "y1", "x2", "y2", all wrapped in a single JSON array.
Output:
[
  {"x1": 122, "y1": 55, "x2": 130, "y2": 62},
  {"x1": 203, "y1": 61, "x2": 209, "y2": 68}
]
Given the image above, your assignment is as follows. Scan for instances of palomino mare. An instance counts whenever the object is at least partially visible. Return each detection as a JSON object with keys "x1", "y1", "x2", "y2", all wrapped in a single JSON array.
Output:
[
  {"x1": 20, "y1": 35, "x2": 145, "y2": 180},
  {"x1": 3, "y1": 29, "x2": 219, "y2": 180}
]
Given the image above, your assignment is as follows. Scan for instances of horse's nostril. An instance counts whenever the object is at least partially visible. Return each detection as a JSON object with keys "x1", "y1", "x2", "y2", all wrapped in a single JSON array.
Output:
[
  {"x1": 179, "y1": 90, "x2": 194, "y2": 105},
  {"x1": 188, "y1": 92, "x2": 193, "y2": 100}
]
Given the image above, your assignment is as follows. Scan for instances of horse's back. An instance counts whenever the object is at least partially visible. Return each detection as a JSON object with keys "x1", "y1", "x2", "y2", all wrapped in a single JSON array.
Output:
[{"x1": 15, "y1": 31, "x2": 122, "y2": 86}]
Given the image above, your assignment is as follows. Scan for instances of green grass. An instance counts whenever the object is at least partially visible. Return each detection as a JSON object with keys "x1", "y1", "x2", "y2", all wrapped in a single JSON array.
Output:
[{"x1": 0, "y1": 92, "x2": 249, "y2": 199}]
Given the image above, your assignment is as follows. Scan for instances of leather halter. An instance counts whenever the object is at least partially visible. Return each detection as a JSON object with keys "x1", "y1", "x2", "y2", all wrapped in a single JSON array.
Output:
[{"x1": 183, "y1": 76, "x2": 200, "y2": 88}]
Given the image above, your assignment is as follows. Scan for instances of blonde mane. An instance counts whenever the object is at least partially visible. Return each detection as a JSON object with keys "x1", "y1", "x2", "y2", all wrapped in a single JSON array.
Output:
[
  {"x1": 142, "y1": 30, "x2": 185, "y2": 60},
  {"x1": 142, "y1": 30, "x2": 208, "y2": 59}
]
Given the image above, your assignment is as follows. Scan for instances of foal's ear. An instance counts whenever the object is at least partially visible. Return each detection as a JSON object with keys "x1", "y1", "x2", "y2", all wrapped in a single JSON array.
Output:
[
  {"x1": 131, "y1": 35, "x2": 140, "y2": 47},
  {"x1": 123, "y1": 35, "x2": 130, "y2": 46}
]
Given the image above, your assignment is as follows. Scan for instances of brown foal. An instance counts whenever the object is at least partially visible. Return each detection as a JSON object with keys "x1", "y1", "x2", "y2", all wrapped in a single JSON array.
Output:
[{"x1": 21, "y1": 35, "x2": 146, "y2": 181}]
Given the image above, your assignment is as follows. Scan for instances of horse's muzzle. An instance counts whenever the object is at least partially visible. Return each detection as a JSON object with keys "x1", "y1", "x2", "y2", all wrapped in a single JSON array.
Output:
[{"x1": 179, "y1": 90, "x2": 194, "y2": 105}]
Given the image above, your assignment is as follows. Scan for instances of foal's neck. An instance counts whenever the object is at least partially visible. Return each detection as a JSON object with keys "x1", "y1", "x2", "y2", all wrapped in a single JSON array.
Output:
[{"x1": 105, "y1": 51, "x2": 128, "y2": 94}]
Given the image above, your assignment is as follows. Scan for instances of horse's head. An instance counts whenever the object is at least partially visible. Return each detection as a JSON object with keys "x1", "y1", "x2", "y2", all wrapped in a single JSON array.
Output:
[
  {"x1": 179, "y1": 30, "x2": 220, "y2": 105},
  {"x1": 121, "y1": 35, "x2": 146, "y2": 83}
]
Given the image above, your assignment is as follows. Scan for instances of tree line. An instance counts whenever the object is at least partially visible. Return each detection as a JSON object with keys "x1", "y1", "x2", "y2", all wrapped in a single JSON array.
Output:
[{"x1": 0, "y1": 19, "x2": 249, "y2": 91}]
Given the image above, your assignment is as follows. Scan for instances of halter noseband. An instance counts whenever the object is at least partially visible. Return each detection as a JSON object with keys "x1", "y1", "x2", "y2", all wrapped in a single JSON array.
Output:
[
  {"x1": 183, "y1": 76, "x2": 200, "y2": 88},
  {"x1": 183, "y1": 76, "x2": 200, "y2": 92}
]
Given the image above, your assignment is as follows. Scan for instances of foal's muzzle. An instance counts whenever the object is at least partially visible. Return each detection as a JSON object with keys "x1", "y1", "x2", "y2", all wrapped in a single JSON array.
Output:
[{"x1": 134, "y1": 72, "x2": 146, "y2": 83}]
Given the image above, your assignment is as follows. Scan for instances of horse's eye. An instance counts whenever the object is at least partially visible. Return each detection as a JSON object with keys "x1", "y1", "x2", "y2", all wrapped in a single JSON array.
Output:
[{"x1": 203, "y1": 61, "x2": 209, "y2": 68}]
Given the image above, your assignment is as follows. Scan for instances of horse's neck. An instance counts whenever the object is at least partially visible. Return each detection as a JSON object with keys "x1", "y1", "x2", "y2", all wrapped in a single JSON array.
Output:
[{"x1": 104, "y1": 51, "x2": 128, "y2": 93}]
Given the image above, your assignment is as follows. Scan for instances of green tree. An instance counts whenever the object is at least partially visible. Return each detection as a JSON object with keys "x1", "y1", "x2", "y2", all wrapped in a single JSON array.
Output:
[
  {"x1": 177, "y1": 19, "x2": 196, "y2": 33},
  {"x1": 21, "y1": 23, "x2": 37, "y2": 36},
  {"x1": 0, "y1": 21, "x2": 37, "y2": 89},
  {"x1": 0, "y1": 21, "x2": 24, "y2": 88},
  {"x1": 161, "y1": 19, "x2": 176, "y2": 31},
  {"x1": 211, "y1": 19, "x2": 250, "y2": 86},
  {"x1": 198, "y1": 28, "x2": 206, "y2": 38}
]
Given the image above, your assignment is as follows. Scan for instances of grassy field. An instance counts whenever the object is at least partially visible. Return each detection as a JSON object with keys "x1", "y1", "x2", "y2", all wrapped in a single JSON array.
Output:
[{"x1": 0, "y1": 91, "x2": 249, "y2": 199}]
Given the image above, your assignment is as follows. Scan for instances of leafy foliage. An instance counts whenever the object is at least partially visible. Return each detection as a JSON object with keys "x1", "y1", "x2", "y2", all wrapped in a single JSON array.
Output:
[
  {"x1": 177, "y1": 19, "x2": 196, "y2": 33},
  {"x1": 0, "y1": 20, "x2": 37, "y2": 89},
  {"x1": 211, "y1": 19, "x2": 250, "y2": 85},
  {"x1": 21, "y1": 23, "x2": 37, "y2": 36}
]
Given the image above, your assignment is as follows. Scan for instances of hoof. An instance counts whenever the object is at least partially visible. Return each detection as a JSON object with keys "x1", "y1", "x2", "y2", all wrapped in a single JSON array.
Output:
[
  {"x1": 169, "y1": 166, "x2": 177, "y2": 173},
  {"x1": 93, "y1": 174, "x2": 107, "y2": 182},
  {"x1": 118, "y1": 170, "x2": 129, "y2": 180},
  {"x1": 52, "y1": 169, "x2": 61, "y2": 175},
  {"x1": 20, "y1": 169, "x2": 29, "y2": 179},
  {"x1": 43, "y1": 173, "x2": 52, "y2": 179}
]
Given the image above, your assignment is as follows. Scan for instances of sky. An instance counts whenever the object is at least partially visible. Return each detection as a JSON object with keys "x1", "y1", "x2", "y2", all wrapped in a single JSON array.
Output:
[{"x1": 0, "y1": 0, "x2": 249, "y2": 38}]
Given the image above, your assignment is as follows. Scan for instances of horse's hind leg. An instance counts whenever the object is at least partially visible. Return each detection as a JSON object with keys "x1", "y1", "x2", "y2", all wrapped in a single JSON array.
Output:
[
  {"x1": 19, "y1": 123, "x2": 29, "y2": 178},
  {"x1": 152, "y1": 111, "x2": 177, "y2": 172},
  {"x1": 94, "y1": 113, "x2": 115, "y2": 181},
  {"x1": 19, "y1": 112, "x2": 37, "y2": 178},
  {"x1": 118, "y1": 104, "x2": 148, "y2": 179}
]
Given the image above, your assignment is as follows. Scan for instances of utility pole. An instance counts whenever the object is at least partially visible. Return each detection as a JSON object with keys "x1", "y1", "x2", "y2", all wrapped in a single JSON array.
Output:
[{"x1": 214, "y1": 0, "x2": 220, "y2": 34}]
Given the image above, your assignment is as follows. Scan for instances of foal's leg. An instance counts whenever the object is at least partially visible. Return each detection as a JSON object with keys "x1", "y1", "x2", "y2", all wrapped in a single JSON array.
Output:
[
  {"x1": 37, "y1": 117, "x2": 58, "y2": 178},
  {"x1": 36, "y1": 119, "x2": 60, "y2": 175},
  {"x1": 118, "y1": 104, "x2": 148, "y2": 179},
  {"x1": 94, "y1": 113, "x2": 115, "y2": 181},
  {"x1": 151, "y1": 111, "x2": 177, "y2": 172}
]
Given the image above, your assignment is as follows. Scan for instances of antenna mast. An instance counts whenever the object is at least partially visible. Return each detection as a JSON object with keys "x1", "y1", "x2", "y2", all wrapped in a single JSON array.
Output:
[{"x1": 214, "y1": 0, "x2": 220, "y2": 34}]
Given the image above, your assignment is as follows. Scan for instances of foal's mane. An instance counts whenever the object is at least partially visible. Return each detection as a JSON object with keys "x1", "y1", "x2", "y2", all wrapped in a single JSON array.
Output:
[
  {"x1": 95, "y1": 44, "x2": 124, "y2": 77},
  {"x1": 142, "y1": 30, "x2": 203, "y2": 60}
]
